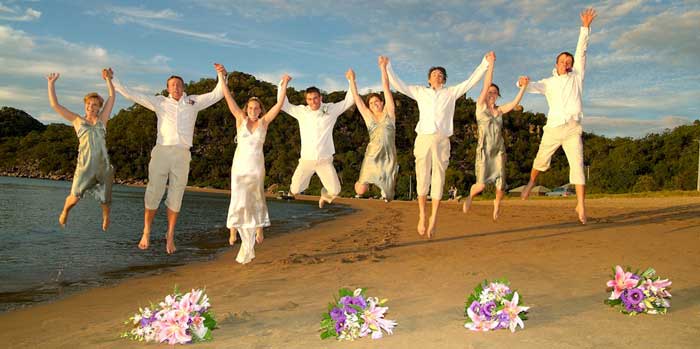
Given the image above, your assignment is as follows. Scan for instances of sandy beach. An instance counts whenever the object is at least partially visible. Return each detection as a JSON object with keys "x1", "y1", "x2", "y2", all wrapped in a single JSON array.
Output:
[{"x1": 1, "y1": 195, "x2": 699, "y2": 348}]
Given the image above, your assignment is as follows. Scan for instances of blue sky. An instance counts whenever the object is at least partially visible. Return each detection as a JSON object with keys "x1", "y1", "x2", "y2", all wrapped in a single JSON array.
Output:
[{"x1": 1, "y1": 0, "x2": 698, "y2": 138}]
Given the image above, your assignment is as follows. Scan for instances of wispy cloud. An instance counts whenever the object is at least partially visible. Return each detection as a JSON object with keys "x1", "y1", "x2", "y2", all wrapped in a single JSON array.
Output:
[{"x1": 0, "y1": 3, "x2": 40, "y2": 21}]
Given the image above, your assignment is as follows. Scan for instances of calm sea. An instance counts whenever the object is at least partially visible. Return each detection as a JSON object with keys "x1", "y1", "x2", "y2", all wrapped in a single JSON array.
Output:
[{"x1": 0, "y1": 176, "x2": 349, "y2": 312}]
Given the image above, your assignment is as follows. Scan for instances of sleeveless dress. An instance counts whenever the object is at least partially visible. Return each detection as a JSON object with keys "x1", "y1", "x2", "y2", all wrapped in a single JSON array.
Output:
[
  {"x1": 357, "y1": 111, "x2": 398, "y2": 200},
  {"x1": 226, "y1": 119, "x2": 270, "y2": 264},
  {"x1": 70, "y1": 117, "x2": 114, "y2": 204},
  {"x1": 474, "y1": 105, "x2": 506, "y2": 191}
]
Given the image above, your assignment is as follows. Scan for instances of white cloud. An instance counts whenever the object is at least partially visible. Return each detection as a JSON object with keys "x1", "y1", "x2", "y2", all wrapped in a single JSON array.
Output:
[
  {"x1": 108, "y1": 6, "x2": 181, "y2": 21},
  {"x1": 250, "y1": 70, "x2": 303, "y2": 85},
  {"x1": 0, "y1": 4, "x2": 40, "y2": 21},
  {"x1": 0, "y1": 85, "x2": 41, "y2": 104},
  {"x1": 584, "y1": 115, "x2": 693, "y2": 138}
]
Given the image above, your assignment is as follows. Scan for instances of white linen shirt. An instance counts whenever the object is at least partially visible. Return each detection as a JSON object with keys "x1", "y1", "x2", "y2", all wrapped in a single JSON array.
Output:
[
  {"x1": 522, "y1": 27, "x2": 590, "y2": 129},
  {"x1": 113, "y1": 77, "x2": 224, "y2": 149},
  {"x1": 386, "y1": 57, "x2": 489, "y2": 137},
  {"x1": 277, "y1": 80, "x2": 354, "y2": 160}
]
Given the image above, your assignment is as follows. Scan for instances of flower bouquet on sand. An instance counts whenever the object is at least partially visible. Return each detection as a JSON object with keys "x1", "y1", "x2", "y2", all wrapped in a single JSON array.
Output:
[
  {"x1": 320, "y1": 287, "x2": 397, "y2": 341},
  {"x1": 464, "y1": 279, "x2": 529, "y2": 332},
  {"x1": 121, "y1": 287, "x2": 217, "y2": 345},
  {"x1": 605, "y1": 265, "x2": 672, "y2": 315}
]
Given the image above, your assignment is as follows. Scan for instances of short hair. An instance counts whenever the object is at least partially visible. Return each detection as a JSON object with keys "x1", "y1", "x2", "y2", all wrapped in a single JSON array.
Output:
[
  {"x1": 365, "y1": 93, "x2": 383, "y2": 105},
  {"x1": 166, "y1": 75, "x2": 185, "y2": 87},
  {"x1": 245, "y1": 97, "x2": 267, "y2": 116},
  {"x1": 490, "y1": 83, "x2": 501, "y2": 97},
  {"x1": 83, "y1": 92, "x2": 104, "y2": 107},
  {"x1": 305, "y1": 86, "x2": 321, "y2": 97},
  {"x1": 556, "y1": 52, "x2": 574, "y2": 66},
  {"x1": 428, "y1": 66, "x2": 447, "y2": 81}
]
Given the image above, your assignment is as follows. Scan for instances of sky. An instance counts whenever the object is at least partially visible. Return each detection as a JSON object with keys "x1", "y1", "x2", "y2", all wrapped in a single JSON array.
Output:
[{"x1": 1, "y1": 0, "x2": 698, "y2": 138}]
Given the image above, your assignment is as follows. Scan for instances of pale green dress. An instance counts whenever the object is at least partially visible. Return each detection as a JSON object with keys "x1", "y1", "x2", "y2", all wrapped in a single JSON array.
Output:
[
  {"x1": 474, "y1": 105, "x2": 506, "y2": 191},
  {"x1": 70, "y1": 117, "x2": 114, "y2": 204},
  {"x1": 357, "y1": 111, "x2": 398, "y2": 200}
]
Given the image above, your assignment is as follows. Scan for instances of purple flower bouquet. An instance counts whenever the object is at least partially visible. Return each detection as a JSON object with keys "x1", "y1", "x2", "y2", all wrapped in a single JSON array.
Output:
[
  {"x1": 464, "y1": 279, "x2": 529, "y2": 332},
  {"x1": 605, "y1": 265, "x2": 672, "y2": 315},
  {"x1": 320, "y1": 288, "x2": 397, "y2": 341},
  {"x1": 121, "y1": 287, "x2": 217, "y2": 344}
]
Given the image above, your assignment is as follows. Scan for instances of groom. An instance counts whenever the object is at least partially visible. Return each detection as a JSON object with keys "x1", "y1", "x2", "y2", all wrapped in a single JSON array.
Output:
[{"x1": 277, "y1": 76, "x2": 354, "y2": 208}]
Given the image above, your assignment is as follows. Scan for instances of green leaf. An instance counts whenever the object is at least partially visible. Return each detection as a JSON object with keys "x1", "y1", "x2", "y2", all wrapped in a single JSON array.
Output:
[{"x1": 203, "y1": 311, "x2": 218, "y2": 329}]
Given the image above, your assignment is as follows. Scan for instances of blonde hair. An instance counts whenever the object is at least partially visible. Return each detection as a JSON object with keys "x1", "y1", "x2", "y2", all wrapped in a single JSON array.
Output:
[
  {"x1": 83, "y1": 92, "x2": 104, "y2": 107},
  {"x1": 245, "y1": 97, "x2": 267, "y2": 116}
]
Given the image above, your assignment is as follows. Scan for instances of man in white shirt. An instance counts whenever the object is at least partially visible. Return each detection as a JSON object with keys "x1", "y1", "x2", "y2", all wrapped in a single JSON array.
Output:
[
  {"x1": 384, "y1": 52, "x2": 491, "y2": 238},
  {"x1": 277, "y1": 77, "x2": 354, "y2": 208},
  {"x1": 520, "y1": 8, "x2": 597, "y2": 225},
  {"x1": 113, "y1": 65, "x2": 226, "y2": 254}
]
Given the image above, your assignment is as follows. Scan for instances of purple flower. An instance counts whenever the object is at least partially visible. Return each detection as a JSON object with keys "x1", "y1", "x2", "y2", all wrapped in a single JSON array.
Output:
[
  {"x1": 468, "y1": 301, "x2": 481, "y2": 316},
  {"x1": 481, "y1": 301, "x2": 497, "y2": 319},
  {"x1": 496, "y1": 312, "x2": 510, "y2": 329},
  {"x1": 339, "y1": 296, "x2": 367, "y2": 313},
  {"x1": 330, "y1": 307, "x2": 346, "y2": 322},
  {"x1": 621, "y1": 288, "x2": 645, "y2": 306}
]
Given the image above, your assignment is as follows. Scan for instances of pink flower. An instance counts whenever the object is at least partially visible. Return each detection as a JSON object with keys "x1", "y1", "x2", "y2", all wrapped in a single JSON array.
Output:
[
  {"x1": 497, "y1": 292, "x2": 529, "y2": 332},
  {"x1": 640, "y1": 278, "x2": 672, "y2": 298},
  {"x1": 155, "y1": 319, "x2": 191, "y2": 345},
  {"x1": 465, "y1": 307, "x2": 498, "y2": 332},
  {"x1": 360, "y1": 298, "x2": 397, "y2": 339},
  {"x1": 606, "y1": 266, "x2": 639, "y2": 300}
]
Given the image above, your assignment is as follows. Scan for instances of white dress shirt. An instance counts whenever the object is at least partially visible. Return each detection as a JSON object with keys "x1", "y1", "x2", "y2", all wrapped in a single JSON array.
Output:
[
  {"x1": 113, "y1": 77, "x2": 224, "y2": 149},
  {"x1": 386, "y1": 57, "x2": 489, "y2": 137},
  {"x1": 523, "y1": 27, "x2": 590, "y2": 129},
  {"x1": 277, "y1": 81, "x2": 354, "y2": 160}
]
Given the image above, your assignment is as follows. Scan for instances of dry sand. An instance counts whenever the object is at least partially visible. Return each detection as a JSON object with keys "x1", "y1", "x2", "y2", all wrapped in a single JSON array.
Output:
[{"x1": 1, "y1": 195, "x2": 699, "y2": 348}]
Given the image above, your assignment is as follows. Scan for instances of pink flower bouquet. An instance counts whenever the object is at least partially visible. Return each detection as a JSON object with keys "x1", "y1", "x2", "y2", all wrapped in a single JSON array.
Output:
[
  {"x1": 464, "y1": 279, "x2": 529, "y2": 332},
  {"x1": 121, "y1": 287, "x2": 217, "y2": 344},
  {"x1": 320, "y1": 287, "x2": 397, "y2": 341},
  {"x1": 605, "y1": 265, "x2": 672, "y2": 315}
]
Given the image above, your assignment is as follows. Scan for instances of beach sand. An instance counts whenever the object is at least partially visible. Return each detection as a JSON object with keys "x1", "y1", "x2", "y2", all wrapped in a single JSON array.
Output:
[{"x1": 1, "y1": 195, "x2": 699, "y2": 348}]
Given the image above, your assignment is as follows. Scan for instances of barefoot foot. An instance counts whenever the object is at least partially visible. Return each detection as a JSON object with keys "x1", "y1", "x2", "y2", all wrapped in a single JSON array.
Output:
[
  {"x1": 102, "y1": 216, "x2": 110, "y2": 232},
  {"x1": 138, "y1": 231, "x2": 150, "y2": 250},
  {"x1": 58, "y1": 211, "x2": 68, "y2": 228},
  {"x1": 417, "y1": 216, "x2": 426, "y2": 236},
  {"x1": 462, "y1": 196, "x2": 473, "y2": 214},
  {"x1": 493, "y1": 200, "x2": 500, "y2": 221},
  {"x1": 256, "y1": 228, "x2": 264, "y2": 244},
  {"x1": 427, "y1": 216, "x2": 437, "y2": 239},
  {"x1": 166, "y1": 233, "x2": 177, "y2": 254},
  {"x1": 520, "y1": 181, "x2": 535, "y2": 200},
  {"x1": 575, "y1": 205, "x2": 587, "y2": 225},
  {"x1": 318, "y1": 197, "x2": 325, "y2": 209},
  {"x1": 229, "y1": 229, "x2": 237, "y2": 246}
]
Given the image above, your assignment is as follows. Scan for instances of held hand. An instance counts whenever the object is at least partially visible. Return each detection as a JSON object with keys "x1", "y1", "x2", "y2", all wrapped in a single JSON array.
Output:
[
  {"x1": 518, "y1": 76, "x2": 530, "y2": 87},
  {"x1": 345, "y1": 68, "x2": 355, "y2": 82},
  {"x1": 214, "y1": 63, "x2": 227, "y2": 76},
  {"x1": 281, "y1": 74, "x2": 292, "y2": 84},
  {"x1": 46, "y1": 72, "x2": 60, "y2": 83},
  {"x1": 378, "y1": 55, "x2": 389, "y2": 68},
  {"x1": 102, "y1": 68, "x2": 113, "y2": 80},
  {"x1": 580, "y1": 8, "x2": 597, "y2": 28},
  {"x1": 485, "y1": 51, "x2": 496, "y2": 64}
]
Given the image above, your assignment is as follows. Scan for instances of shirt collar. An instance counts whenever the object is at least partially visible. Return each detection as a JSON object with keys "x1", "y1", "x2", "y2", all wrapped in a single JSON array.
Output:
[{"x1": 168, "y1": 92, "x2": 189, "y2": 103}]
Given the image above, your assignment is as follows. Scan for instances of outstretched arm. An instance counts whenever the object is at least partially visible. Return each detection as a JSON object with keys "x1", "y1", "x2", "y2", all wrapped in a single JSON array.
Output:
[
  {"x1": 46, "y1": 73, "x2": 80, "y2": 122},
  {"x1": 453, "y1": 51, "x2": 491, "y2": 97},
  {"x1": 215, "y1": 63, "x2": 245, "y2": 125},
  {"x1": 378, "y1": 56, "x2": 395, "y2": 118},
  {"x1": 498, "y1": 76, "x2": 529, "y2": 114},
  {"x1": 112, "y1": 73, "x2": 158, "y2": 112},
  {"x1": 575, "y1": 8, "x2": 596, "y2": 81},
  {"x1": 476, "y1": 51, "x2": 496, "y2": 108},
  {"x1": 262, "y1": 74, "x2": 292, "y2": 126},
  {"x1": 99, "y1": 68, "x2": 116, "y2": 125},
  {"x1": 346, "y1": 68, "x2": 373, "y2": 122},
  {"x1": 384, "y1": 56, "x2": 418, "y2": 100},
  {"x1": 325, "y1": 75, "x2": 356, "y2": 118},
  {"x1": 190, "y1": 66, "x2": 226, "y2": 111}
]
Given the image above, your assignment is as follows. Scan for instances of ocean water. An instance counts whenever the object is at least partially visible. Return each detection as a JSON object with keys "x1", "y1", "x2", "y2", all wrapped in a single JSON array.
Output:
[{"x1": 0, "y1": 176, "x2": 349, "y2": 312}]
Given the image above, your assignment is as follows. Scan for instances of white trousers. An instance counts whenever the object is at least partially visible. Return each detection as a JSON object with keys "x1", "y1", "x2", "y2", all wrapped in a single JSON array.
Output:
[
  {"x1": 414, "y1": 134, "x2": 451, "y2": 200},
  {"x1": 144, "y1": 145, "x2": 191, "y2": 212},
  {"x1": 532, "y1": 120, "x2": 586, "y2": 185},
  {"x1": 290, "y1": 158, "x2": 341, "y2": 204}
]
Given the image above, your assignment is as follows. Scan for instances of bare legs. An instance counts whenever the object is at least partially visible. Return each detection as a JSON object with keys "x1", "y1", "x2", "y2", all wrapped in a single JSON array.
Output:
[
  {"x1": 59, "y1": 195, "x2": 80, "y2": 227},
  {"x1": 417, "y1": 196, "x2": 440, "y2": 239},
  {"x1": 354, "y1": 182, "x2": 368, "y2": 196},
  {"x1": 229, "y1": 227, "x2": 264, "y2": 245},
  {"x1": 521, "y1": 168, "x2": 586, "y2": 224},
  {"x1": 462, "y1": 184, "x2": 504, "y2": 221},
  {"x1": 138, "y1": 207, "x2": 179, "y2": 254},
  {"x1": 417, "y1": 195, "x2": 427, "y2": 236},
  {"x1": 101, "y1": 204, "x2": 110, "y2": 231},
  {"x1": 493, "y1": 189, "x2": 504, "y2": 221},
  {"x1": 228, "y1": 228, "x2": 237, "y2": 245}
]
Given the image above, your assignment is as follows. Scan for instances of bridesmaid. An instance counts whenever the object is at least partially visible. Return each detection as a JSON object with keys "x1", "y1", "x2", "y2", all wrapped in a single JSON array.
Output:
[
  {"x1": 218, "y1": 63, "x2": 291, "y2": 264},
  {"x1": 462, "y1": 52, "x2": 528, "y2": 220},
  {"x1": 346, "y1": 56, "x2": 398, "y2": 201},
  {"x1": 47, "y1": 68, "x2": 116, "y2": 231}
]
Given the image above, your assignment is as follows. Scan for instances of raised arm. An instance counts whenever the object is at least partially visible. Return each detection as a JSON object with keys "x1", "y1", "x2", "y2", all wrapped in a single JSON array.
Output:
[
  {"x1": 378, "y1": 56, "x2": 395, "y2": 118},
  {"x1": 190, "y1": 66, "x2": 225, "y2": 111},
  {"x1": 215, "y1": 63, "x2": 245, "y2": 125},
  {"x1": 575, "y1": 8, "x2": 595, "y2": 81},
  {"x1": 476, "y1": 52, "x2": 496, "y2": 108},
  {"x1": 276, "y1": 79, "x2": 305, "y2": 119},
  {"x1": 99, "y1": 68, "x2": 116, "y2": 125},
  {"x1": 345, "y1": 69, "x2": 373, "y2": 122},
  {"x1": 498, "y1": 76, "x2": 529, "y2": 114},
  {"x1": 46, "y1": 73, "x2": 80, "y2": 122},
  {"x1": 384, "y1": 56, "x2": 419, "y2": 100},
  {"x1": 453, "y1": 52, "x2": 491, "y2": 97},
  {"x1": 112, "y1": 73, "x2": 158, "y2": 112},
  {"x1": 262, "y1": 74, "x2": 292, "y2": 127},
  {"x1": 325, "y1": 76, "x2": 356, "y2": 119}
]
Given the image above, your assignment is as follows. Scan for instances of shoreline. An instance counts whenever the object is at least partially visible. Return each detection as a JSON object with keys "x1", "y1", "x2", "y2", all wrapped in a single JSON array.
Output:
[{"x1": 1, "y1": 195, "x2": 699, "y2": 348}]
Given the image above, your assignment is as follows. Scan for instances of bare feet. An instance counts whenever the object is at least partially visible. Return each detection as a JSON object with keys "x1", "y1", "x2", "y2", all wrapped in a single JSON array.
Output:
[
  {"x1": 575, "y1": 205, "x2": 587, "y2": 225},
  {"x1": 417, "y1": 215, "x2": 426, "y2": 236},
  {"x1": 521, "y1": 181, "x2": 535, "y2": 200},
  {"x1": 166, "y1": 232, "x2": 177, "y2": 254},
  {"x1": 229, "y1": 228, "x2": 237, "y2": 246},
  {"x1": 101, "y1": 205, "x2": 110, "y2": 231},
  {"x1": 58, "y1": 210, "x2": 68, "y2": 228},
  {"x1": 426, "y1": 215, "x2": 437, "y2": 239},
  {"x1": 493, "y1": 200, "x2": 500, "y2": 221},
  {"x1": 138, "y1": 231, "x2": 150, "y2": 250},
  {"x1": 256, "y1": 228, "x2": 264, "y2": 244},
  {"x1": 462, "y1": 196, "x2": 472, "y2": 214},
  {"x1": 318, "y1": 197, "x2": 325, "y2": 209}
]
